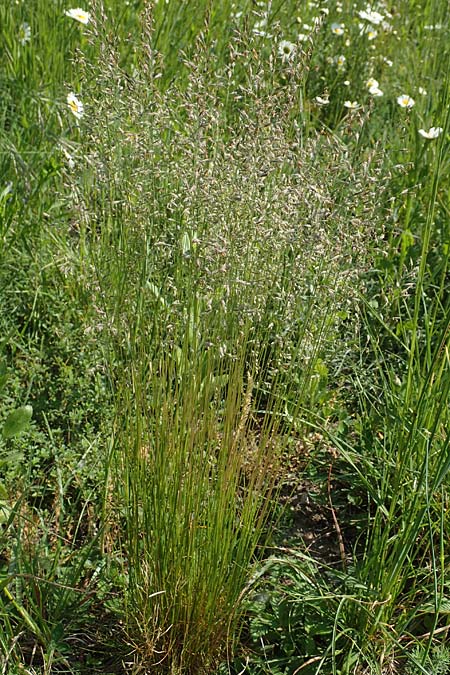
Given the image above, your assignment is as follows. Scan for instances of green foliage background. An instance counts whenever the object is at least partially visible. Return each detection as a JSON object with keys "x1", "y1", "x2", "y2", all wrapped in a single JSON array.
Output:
[{"x1": 0, "y1": 0, "x2": 449, "y2": 673}]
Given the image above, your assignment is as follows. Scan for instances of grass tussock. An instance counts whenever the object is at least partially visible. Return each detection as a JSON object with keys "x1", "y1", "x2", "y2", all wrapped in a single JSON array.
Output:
[{"x1": 58, "y1": 8, "x2": 388, "y2": 672}]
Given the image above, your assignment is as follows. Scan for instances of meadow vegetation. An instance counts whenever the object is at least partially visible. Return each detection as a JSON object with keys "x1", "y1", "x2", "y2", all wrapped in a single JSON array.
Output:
[{"x1": 0, "y1": 0, "x2": 449, "y2": 673}]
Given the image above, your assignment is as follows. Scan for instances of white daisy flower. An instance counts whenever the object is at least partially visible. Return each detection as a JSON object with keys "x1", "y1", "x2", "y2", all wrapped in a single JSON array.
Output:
[
  {"x1": 418, "y1": 126, "x2": 443, "y2": 139},
  {"x1": 369, "y1": 85, "x2": 383, "y2": 96},
  {"x1": 65, "y1": 8, "x2": 91, "y2": 25},
  {"x1": 315, "y1": 95, "x2": 330, "y2": 105},
  {"x1": 367, "y1": 29, "x2": 377, "y2": 40},
  {"x1": 335, "y1": 54, "x2": 346, "y2": 70},
  {"x1": 67, "y1": 92, "x2": 84, "y2": 119},
  {"x1": 278, "y1": 39, "x2": 297, "y2": 62},
  {"x1": 366, "y1": 77, "x2": 379, "y2": 89},
  {"x1": 331, "y1": 22, "x2": 345, "y2": 35},
  {"x1": 383, "y1": 57, "x2": 393, "y2": 67},
  {"x1": 358, "y1": 7, "x2": 384, "y2": 25},
  {"x1": 298, "y1": 33, "x2": 308, "y2": 42},
  {"x1": 18, "y1": 22, "x2": 31, "y2": 45},
  {"x1": 344, "y1": 100, "x2": 360, "y2": 110},
  {"x1": 418, "y1": 86, "x2": 427, "y2": 95},
  {"x1": 397, "y1": 94, "x2": 415, "y2": 108}
]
